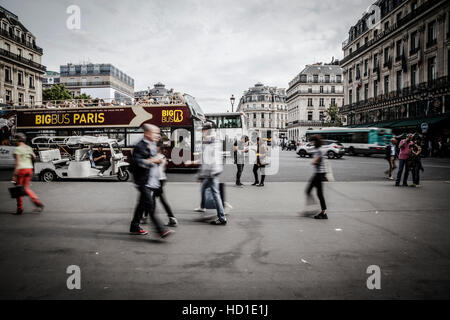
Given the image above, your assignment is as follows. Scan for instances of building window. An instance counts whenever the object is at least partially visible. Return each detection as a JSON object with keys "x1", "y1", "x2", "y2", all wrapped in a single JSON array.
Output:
[
  {"x1": 410, "y1": 31, "x2": 419, "y2": 54},
  {"x1": 427, "y1": 56, "x2": 436, "y2": 82},
  {"x1": 18, "y1": 71, "x2": 23, "y2": 86},
  {"x1": 331, "y1": 98, "x2": 336, "y2": 106},
  {"x1": 29, "y1": 53, "x2": 33, "y2": 61},
  {"x1": 313, "y1": 74, "x2": 318, "y2": 83},
  {"x1": 331, "y1": 86, "x2": 335, "y2": 93},
  {"x1": 411, "y1": 1, "x2": 417, "y2": 11},
  {"x1": 319, "y1": 111, "x2": 324, "y2": 121},
  {"x1": 5, "y1": 90, "x2": 12, "y2": 102},
  {"x1": 4, "y1": 67, "x2": 11, "y2": 83},
  {"x1": 384, "y1": 75, "x2": 389, "y2": 94},
  {"x1": 308, "y1": 87, "x2": 312, "y2": 93},
  {"x1": 325, "y1": 75, "x2": 330, "y2": 83},
  {"x1": 374, "y1": 80, "x2": 378, "y2": 97},
  {"x1": 356, "y1": 87, "x2": 360, "y2": 102},
  {"x1": 30, "y1": 95, "x2": 35, "y2": 105},
  {"x1": 349, "y1": 68, "x2": 353, "y2": 83},
  {"x1": 349, "y1": 89, "x2": 353, "y2": 104},
  {"x1": 29, "y1": 75, "x2": 35, "y2": 89},
  {"x1": 17, "y1": 48, "x2": 22, "y2": 57},
  {"x1": 336, "y1": 75, "x2": 342, "y2": 83},
  {"x1": 320, "y1": 98, "x2": 324, "y2": 107},
  {"x1": 427, "y1": 21, "x2": 437, "y2": 47},
  {"x1": 384, "y1": 21, "x2": 389, "y2": 31},
  {"x1": 308, "y1": 111, "x2": 313, "y2": 121},
  {"x1": 364, "y1": 59, "x2": 369, "y2": 76},
  {"x1": 396, "y1": 40, "x2": 403, "y2": 60},
  {"x1": 18, "y1": 93, "x2": 24, "y2": 105},
  {"x1": 384, "y1": 47, "x2": 390, "y2": 67},
  {"x1": 374, "y1": 53, "x2": 379, "y2": 69},
  {"x1": 411, "y1": 64, "x2": 418, "y2": 87},
  {"x1": 4, "y1": 42, "x2": 10, "y2": 51},
  {"x1": 320, "y1": 86, "x2": 323, "y2": 93},
  {"x1": 396, "y1": 70, "x2": 402, "y2": 92},
  {"x1": 308, "y1": 98, "x2": 313, "y2": 106},
  {"x1": 364, "y1": 83, "x2": 369, "y2": 100}
]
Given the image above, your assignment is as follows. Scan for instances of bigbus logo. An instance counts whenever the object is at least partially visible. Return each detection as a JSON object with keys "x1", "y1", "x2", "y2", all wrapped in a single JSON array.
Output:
[{"x1": 162, "y1": 110, "x2": 183, "y2": 123}]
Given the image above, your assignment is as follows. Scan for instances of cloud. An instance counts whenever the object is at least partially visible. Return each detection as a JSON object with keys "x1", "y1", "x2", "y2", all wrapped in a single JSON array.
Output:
[{"x1": 3, "y1": 0, "x2": 371, "y2": 112}]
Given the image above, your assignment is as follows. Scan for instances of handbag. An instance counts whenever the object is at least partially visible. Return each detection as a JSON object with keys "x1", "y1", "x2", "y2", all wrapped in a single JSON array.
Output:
[{"x1": 9, "y1": 185, "x2": 26, "y2": 198}]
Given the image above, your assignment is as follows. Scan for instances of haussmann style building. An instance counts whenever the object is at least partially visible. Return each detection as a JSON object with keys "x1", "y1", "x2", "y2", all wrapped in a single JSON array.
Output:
[
  {"x1": 286, "y1": 62, "x2": 344, "y2": 141},
  {"x1": 0, "y1": 5, "x2": 46, "y2": 107},
  {"x1": 340, "y1": 0, "x2": 450, "y2": 141},
  {"x1": 236, "y1": 82, "x2": 288, "y2": 141}
]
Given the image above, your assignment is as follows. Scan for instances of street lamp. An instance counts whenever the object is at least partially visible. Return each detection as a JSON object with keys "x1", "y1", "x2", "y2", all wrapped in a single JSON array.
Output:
[{"x1": 230, "y1": 94, "x2": 235, "y2": 112}]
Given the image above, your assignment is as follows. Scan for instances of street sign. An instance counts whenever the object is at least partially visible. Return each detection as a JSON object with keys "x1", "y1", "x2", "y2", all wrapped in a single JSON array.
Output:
[{"x1": 421, "y1": 122, "x2": 428, "y2": 133}]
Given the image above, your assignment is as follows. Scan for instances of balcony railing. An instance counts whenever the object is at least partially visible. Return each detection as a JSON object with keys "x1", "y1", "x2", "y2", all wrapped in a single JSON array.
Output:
[
  {"x1": 0, "y1": 48, "x2": 46, "y2": 72},
  {"x1": 341, "y1": 0, "x2": 440, "y2": 64},
  {"x1": 341, "y1": 76, "x2": 450, "y2": 113},
  {"x1": 0, "y1": 28, "x2": 43, "y2": 54}
]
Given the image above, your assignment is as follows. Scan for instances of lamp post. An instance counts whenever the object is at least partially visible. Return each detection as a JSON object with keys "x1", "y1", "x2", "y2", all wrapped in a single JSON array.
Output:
[{"x1": 230, "y1": 94, "x2": 235, "y2": 112}]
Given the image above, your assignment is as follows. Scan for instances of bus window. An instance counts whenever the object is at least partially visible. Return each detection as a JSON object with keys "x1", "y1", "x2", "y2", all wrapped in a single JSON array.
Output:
[{"x1": 352, "y1": 132, "x2": 369, "y2": 143}]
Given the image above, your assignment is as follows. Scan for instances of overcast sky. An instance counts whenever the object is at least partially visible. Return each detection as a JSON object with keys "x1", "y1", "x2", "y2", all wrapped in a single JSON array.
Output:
[{"x1": 4, "y1": 0, "x2": 371, "y2": 112}]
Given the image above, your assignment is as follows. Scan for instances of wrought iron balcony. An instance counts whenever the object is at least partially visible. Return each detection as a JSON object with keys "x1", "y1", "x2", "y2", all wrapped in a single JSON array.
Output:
[
  {"x1": 0, "y1": 48, "x2": 46, "y2": 72},
  {"x1": 0, "y1": 28, "x2": 43, "y2": 54}
]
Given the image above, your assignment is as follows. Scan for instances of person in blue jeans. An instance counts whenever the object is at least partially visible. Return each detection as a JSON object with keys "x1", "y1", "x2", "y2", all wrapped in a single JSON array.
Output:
[{"x1": 197, "y1": 123, "x2": 226, "y2": 225}]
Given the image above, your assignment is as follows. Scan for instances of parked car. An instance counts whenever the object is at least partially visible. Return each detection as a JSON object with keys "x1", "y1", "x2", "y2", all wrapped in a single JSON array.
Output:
[{"x1": 296, "y1": 139, "x2": 345, "y2": 159}]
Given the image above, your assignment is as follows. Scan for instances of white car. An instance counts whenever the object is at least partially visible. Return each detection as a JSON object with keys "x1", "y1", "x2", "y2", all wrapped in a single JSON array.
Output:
[{"x1": 297, "y1": 140, "x2": 345, "y2": 159}]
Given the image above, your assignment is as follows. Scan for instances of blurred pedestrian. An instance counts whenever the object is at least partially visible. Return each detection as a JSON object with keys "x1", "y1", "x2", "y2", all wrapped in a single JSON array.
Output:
[
  {"x1": 142, "y1": 141, "x2": 178, "y2": 227},
  {"x1": 305, "y1": 135, "x2": 328, "y2": 219},
  {"x1": 197, "y1": 123, "x2": 227, "y2": 225},
  {"x1": 129, "y1": 124, "x2": 174, "y2": 238},
  {"x1": 252, "y1": 137, "x2": 268, "y2": 187},
  {"x1": 12, "y1": 133, "x2": 44, "y2": 215},
  {"x1": 384, "y1": 138, "x2": 397, "y2": 180},
  {"x1": 234, "y1": 135, "x2": 249, "y2": 186},
  {"x1": 409, "y1": 139, "x2": 424, "y2": 188},
  {"x1": 395, "y1": 133, "x2": 414, "y2": 187}
]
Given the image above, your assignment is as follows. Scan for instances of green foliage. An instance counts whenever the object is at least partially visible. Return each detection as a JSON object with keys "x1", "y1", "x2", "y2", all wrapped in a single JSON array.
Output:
[
  {"x1": 43, "y1": 84, "x2": 73, "y2": 102},
  {"x1": 74, "y1": 93, "x2": 92, "y2": 100},
  {"x1": 324, "y1": 104, "x2": 343, "y2": 127}
]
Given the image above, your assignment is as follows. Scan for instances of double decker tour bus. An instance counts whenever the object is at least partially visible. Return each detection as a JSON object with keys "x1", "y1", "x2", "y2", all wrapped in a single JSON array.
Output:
[
  {"x1": 205, "y1": 112, "x2": 248, "y2": 158},
  {"x1": 13, "y1": 93, "x2": 207, "y2": 169},
  {"x1": 305, "y1": 127, "x2": 393, "y2": 156}
]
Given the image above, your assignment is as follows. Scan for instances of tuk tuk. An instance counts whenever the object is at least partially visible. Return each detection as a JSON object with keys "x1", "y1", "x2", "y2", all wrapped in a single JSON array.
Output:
[{"x1": 32, "y1": 136, "x2": 130, "y2": 182}]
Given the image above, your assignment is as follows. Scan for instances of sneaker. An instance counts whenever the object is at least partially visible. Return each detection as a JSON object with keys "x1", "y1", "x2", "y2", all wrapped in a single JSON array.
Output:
[
  {"x1": 224, "y1": 202, "x2": 233, "y2": 210},
  {"x1": 130, "y1": 228, "x2": 148, "y2": 235},
  {"x1": 257, "y1": 183, "x2": 264, "y2": 187},
  {"x1": 160, "y1": 229, "x2": 175, "y2": 238},
  {"x1": 251, "y1": 182, "x2": 259, "y2": 186},
  {"x1": 33, "y1": 203, "x2": 44, "y2": 213},
  {"x1": 314, "y1": 213, "x2": 328, "y2": 219},
  {"x1": 388, "y1": 177, "x2": 394, "y2": 180},
  {"x1": 194, "y1": 207, "x2": 206, "y2": 213},
  {"x1": 166, "y1": 217, "x2": 178, "y2": 227},
  {"x1": 210, "y1": 219, "x2": 227, "y2": 225},
  {"x1": 98, "y1": 172, "x2": 103, "y2": 177}
]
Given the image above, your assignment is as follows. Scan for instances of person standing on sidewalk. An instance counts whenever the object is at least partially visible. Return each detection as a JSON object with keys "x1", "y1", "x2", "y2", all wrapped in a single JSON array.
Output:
[
  {"x1": 409, "y1": 139, "x2": 424, "y2": 188},
  {"x1": 129, "y1": 124, "x2": 174, "y2": 238},
  {"x1": 395, "y1": 134, "x2": 414, "y2": 187},
  {"x1": 252, "y1": 137, "x2": 268, "y2": 187},
  {"x1": 12, "y1": 133, "x2": 44, "y2": 215},
  {"x1": 305, "y1": 135, "x2": 328, "y2": 220},
  {"x1": 234, "y1": 135, "x2": 249, "y2": 186},
  {"x1": 384, "y1": 138, "x2": 397, "y2": 180},
  {"x1": 197, "y1": 123, "x2": 227, "y2": 225}
]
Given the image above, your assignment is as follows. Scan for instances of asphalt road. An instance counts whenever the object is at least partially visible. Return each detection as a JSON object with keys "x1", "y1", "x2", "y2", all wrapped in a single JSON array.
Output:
[
  {"x1": 0, "y1": 179, "x2": 449, "y2": 299},
  {"x1": 2, "y1": 150, "x2": 449, "y2": 183}
]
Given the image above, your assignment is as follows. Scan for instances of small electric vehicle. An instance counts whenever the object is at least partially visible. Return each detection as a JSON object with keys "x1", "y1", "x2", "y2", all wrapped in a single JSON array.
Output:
[{"x1": 32, "y1": 136, "x2": 130, "y2": 182}]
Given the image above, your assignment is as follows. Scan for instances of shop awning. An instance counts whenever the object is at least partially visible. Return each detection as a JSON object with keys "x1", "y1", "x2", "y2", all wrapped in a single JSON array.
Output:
[{"x1": 391, "y1": 115, "x2": 450, "y2": 128}]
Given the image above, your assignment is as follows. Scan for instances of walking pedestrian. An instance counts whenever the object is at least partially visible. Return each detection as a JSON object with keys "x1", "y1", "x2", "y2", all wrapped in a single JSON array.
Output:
[
  {"x1": 129, "y1": 124, "x2": 174, "y2": 238},
  {"x1": 305, "y1": 135, "x2": 328, "y2": 220},
  {"x1": 12, "y1": 133, "x2": 44, "y2": 215},
  {"x1": 234, "y1": 135, "x2": 249, "y2": 186},
  {"x1": 409, "y1": 139, "x2": 424, "y2": 188},
  {"x1": 197, "y1": 123, "x2": 227, "y2": 225},
  {"x1": 384, "y1": 138, "x2": 397, "y2": 180},
  {"x1": 142, "y1": 142, "x2": 178, "y2": 227},
  {"x1": 252, "y1": 137, "x2": 268, "y2": 186},
  {"x1": 395, "y1": 133, "x2": 414, "y2": 187}
]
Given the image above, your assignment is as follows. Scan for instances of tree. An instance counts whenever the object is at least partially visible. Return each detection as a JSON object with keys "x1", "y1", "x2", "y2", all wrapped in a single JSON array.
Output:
[
  {"x1": 324, "y1": 104, "x2": 343, "y2": 126},
  {"x1": 43, "y1": 84, "x2": 73, "y2": 102},
  {"x1": 74, "y1": 93, "x2": 92, "y2": 100}
]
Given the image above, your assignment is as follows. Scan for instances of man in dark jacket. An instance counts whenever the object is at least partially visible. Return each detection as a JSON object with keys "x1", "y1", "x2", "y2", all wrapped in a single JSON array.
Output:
[{"x1": 129, "y1": 124, "x2": 173, "y2": 238}]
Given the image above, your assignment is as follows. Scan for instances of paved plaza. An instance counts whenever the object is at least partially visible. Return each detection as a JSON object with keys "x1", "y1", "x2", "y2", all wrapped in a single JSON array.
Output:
[{"x1": 1, "y1": 152, "x2": 450, "y2": 299}]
